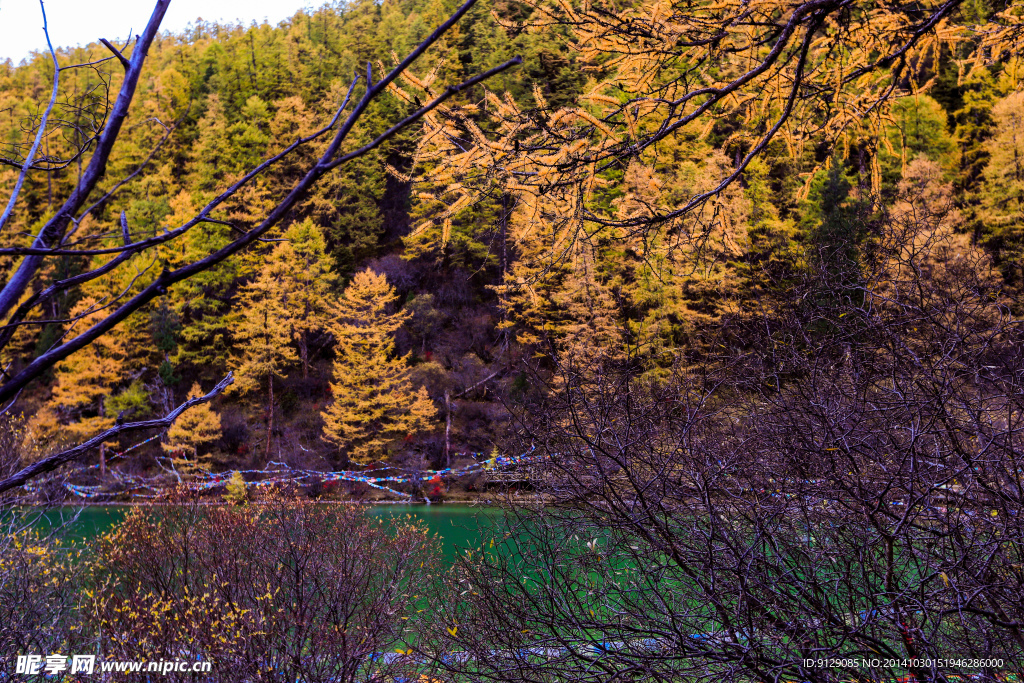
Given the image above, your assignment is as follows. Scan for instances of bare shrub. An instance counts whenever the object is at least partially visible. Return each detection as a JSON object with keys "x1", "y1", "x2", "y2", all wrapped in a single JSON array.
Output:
[{"x1": 422, "y1": 209, "x2": 1024, "y2": 682}]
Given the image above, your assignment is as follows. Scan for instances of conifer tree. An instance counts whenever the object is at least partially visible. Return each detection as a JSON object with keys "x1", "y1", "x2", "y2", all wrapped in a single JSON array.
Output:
[
  {"x1": 301, "y1": 83, "x2": 388, "y2": 272},
  {"x1": 488, "y1": 179, "x2": 624, "y2": 365},
  {"x1": 38, "y1": 297, "x2": 128, "y2": 442},
  {"x1": 272, "y1": 220, "x2": 338, "y2": 378},
  {"x1": 224, "y1": 471, "x2": 248, "y2": 505},
  {"x1": 104, "y1": 380, "x2": 154, "y2": 423},
  {"x1": 307, "y1": 151, "x2": 386, "y2": 272},
  {"x1": 617, "y1": 151, "x2": 749, "y2": 357},
  {"x1": 798, "y1": 162, "x2": 871, "y2": 288},
  {"x1": 879, "y1": 95, "x2": 959, "y2": 184},
  {"x1": 740, "y1": 157, "x2": 802, "y2": 303},
  {"x1": 322, "y1": 269, "x2": 437, "y2": 464},
  {"x1": 228, "y1": 96, "x2": 272, "y2": 172},
  {"x1": 163, "y1": 383, "x2": 223, "y2": 479},
  {"x1": 165, "y1": 191, "x2": 245, "y2": 379},
  {"x1": 187, "y1": 95, "x2": 232, "y2": 193},
  {"x1": 269, "y1": 96, "x2": 320, "y2": 195},
  {"x1": 954, "y1": 67, "x2": 1003, "y2": 197},
  {"x1": 230, "y1": 259, "x2": 297, "y2": 455},
  {"x1": 979, "y1": 90, "x2": 1024, "y2": 287}
]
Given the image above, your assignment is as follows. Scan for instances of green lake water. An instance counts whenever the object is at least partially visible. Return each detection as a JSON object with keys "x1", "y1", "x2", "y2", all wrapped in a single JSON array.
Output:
[{"x1": 21, "y1": 504, "x2": 507, "y2": 567}]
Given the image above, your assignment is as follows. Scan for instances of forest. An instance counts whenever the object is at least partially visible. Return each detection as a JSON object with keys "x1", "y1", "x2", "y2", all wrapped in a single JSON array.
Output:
[
  {"x1": 2, "y1": 0, "x2": 1024, "y2": 679},
  {"x1": 0, "y1": 0, "x2": 1020, "y2": 488}
]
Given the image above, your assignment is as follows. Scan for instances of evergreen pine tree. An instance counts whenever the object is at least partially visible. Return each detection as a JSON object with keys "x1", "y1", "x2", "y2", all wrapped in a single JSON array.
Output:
[
  {"x1": 228, "y1": 95, "x2": 272, "y2": 172},
  {"x1": 307, "y1": 152, "x2": 386, "y2": 272},
  {"x1": 955, "y1": 68, "x2": 1003, "y2": 193},
  {"x1": 166, "y1": 191, "x2": 246, "y2": 379},
  {"x1": 187, "y1": 95, "x2": 232, "y2": 193}
]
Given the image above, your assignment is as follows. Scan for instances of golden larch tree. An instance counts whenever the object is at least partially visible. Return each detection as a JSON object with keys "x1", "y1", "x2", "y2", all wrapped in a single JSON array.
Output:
[
  {"x1": 322, "y1": 269, "x2": 437, "y2": 464},
  {"x1": 617, "y1": 151, "x2": 750, "y2": 359},
  {"x1": 980, "y1": 90, "x2": 1024, "y2": 285},
  {"x1": 494, "y1": 189, "x2": 624, "y2": 365},
  {"x1": 230, "y1": 258, "x2": 297, "y2": 454},
  {"x1": 162, "y1": 382, "x2": 223, "y2": 479},
  {"x1": 397, "y1": 0, "x2": 998, "y2": 282},
  {"x1": 273, "y1": 219, "x2": 338, "y2": 378},
  {"x1": 28, "y1": 297, "x2": 128, "y2": 446}
]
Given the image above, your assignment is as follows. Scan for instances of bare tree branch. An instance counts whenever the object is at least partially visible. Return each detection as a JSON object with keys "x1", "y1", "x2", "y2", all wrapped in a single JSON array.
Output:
[
  {"x1": 0, "y1": 0, "x2": 61, "y2": 236},
  {"x1": 0, "y1": 373, "x2": 233, "y2": 496},
  {"x1": 99, "y1": 38, "x2": 131, "y2": 70},
  {"x1": 0, "y1": 0, "x2": 171, "y2": 320}
]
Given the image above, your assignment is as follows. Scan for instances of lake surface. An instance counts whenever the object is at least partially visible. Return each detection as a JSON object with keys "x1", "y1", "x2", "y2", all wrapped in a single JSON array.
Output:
[{"x1": 22, "y1": 504, "x2": 507, "y2": 567}]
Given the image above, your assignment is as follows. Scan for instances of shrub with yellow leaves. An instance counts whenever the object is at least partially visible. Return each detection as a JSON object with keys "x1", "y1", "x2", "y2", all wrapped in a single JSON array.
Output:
[
  {"x1": 0, "y1": 512, "x2": 86, "y2": 669},
  {"x1": 84, "y1": 488, "x2": 439, "y2": 682}
]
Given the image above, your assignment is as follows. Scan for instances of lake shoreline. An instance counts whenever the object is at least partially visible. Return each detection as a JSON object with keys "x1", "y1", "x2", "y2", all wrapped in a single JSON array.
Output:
[
  {"x1": 35, "y1": 498, "x2": 505, "y2": 507},
  {"x1": 16, "y1": 491, "x2": 553, "y2": 508},
  {"x1": 16, "y1": 502, "x2": 518, "y2": 569}
]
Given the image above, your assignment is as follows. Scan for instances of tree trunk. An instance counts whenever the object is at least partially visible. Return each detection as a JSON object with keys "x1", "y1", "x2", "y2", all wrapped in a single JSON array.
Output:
[
  {"x1": 444, "y1": 389, "x2": 452, "y2": 469},
  {"x1": 99, "y1": 442, "x2": 106, "y2": 476},
  {"x1": 299, "y1": 334, "x2": 309, "y2": 379},
  {"x1": 499, "y1": 193, "x2": 510, "y2": 349},
  {"x1": 266, "y1": 374, "x2": 274, "y2": 455}
]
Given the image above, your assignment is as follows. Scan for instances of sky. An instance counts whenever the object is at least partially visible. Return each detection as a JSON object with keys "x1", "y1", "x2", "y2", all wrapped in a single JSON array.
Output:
[{"x1": 0, "y1": 0, "x2": 320, "y2": 64}]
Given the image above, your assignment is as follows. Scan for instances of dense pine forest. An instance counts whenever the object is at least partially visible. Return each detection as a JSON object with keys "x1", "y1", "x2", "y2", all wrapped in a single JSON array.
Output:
[{"x1": 1, "y1": 0, "x2": 1019, "y2": 492}]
